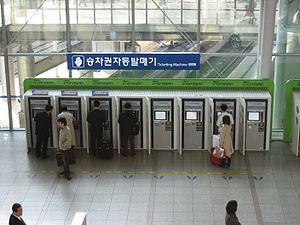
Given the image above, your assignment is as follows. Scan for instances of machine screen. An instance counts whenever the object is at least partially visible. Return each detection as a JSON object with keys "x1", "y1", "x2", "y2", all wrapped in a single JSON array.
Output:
[
  {"x1": 186, "y1": 111, "x2": 198, "y2": 120},
  {"x1": 248, "y1": 112, "x2": 260, "y2": 121},
  {"x1": 155, "y1": 111, "x2": 167, "y2": 120}
]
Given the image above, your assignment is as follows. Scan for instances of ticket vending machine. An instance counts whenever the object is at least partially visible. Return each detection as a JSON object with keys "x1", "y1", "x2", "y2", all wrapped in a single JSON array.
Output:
[
  {"x1": 291, "y1": 92, "x2": 300, "y2": 156},
  {"x1": 213, "y1": 99, "x2": 236, "y2": 148},
  {"x1": 87, "y1": 97, "x2": 113, "y2": 147},
  {"x1": 56, "y1": 92, "x2": 86, "y2": 148},
  {"x1": 245, "y1": 100, "x2": 268, "y2": 150},
  {"x1": 182, "y1": 99, "x2": 205, "y2": 150},
  {"x1": 119, "y1": 98, "x2": 143, "y2": 149},
  {"x1": 24, "y1": 92, "x2": 56, "y2": 150},
  {"x1": 151, "y1": 98, "x2": 174, "y2": 150}
]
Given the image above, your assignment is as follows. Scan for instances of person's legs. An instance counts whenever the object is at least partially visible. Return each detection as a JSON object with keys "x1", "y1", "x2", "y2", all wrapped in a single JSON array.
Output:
[
  {"x1": 90, "y1": 131, "x2": 96, "y2": 156},
  {"x1": 121, "y1": 134, "x2": 129, "y2": 156},
  {"x1": 129, "y1": 135, "x2": 135, "y2": 156},
  {"x1": 42, "y1": 135, "x2": 49, "y2": 158},
  {"x1": 63, "y1": 150, "x2": 71, "y2": 179},
  {"x1": 225, "y1": 157, "x2": 232, "y2": 168},
  {"x1": 35, "y1": 134, "x2": 42, "y2": 157}
]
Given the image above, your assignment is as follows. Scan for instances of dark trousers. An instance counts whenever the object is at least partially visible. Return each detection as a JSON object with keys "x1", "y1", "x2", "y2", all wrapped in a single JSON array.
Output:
[
  {"x1": 36, "y1": 134, "x2": 49, "y2": 157},
  {"x1": 90, "y1": 131, "x2": 103, "y2": 155},
  {"x1": 62, "y1": 150, "x2": 70, "y2": 178},
  {"x1": 121, "y1": 134, "x2": 135, "y2": 155}
]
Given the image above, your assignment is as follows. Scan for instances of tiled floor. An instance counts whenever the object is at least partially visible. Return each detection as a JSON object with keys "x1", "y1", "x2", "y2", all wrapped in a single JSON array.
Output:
[{"x1": 0, "y1": 131, "x2": 300, "y2": 225}]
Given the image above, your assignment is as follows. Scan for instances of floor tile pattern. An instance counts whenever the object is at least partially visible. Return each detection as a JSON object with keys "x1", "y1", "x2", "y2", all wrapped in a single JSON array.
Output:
[{"x1": 0, "y1": 132, "x2": 299, "y2": 225}]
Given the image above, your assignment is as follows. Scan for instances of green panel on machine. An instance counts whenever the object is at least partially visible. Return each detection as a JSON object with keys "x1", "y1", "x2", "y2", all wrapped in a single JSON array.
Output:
[{"x1": 24, "y1": 78, "x2": 274, "y2": 93}]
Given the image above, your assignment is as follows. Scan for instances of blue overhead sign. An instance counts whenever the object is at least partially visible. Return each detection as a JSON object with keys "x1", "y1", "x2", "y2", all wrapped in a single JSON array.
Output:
[{"x1": 67, "y1": 53, "x2": 200, "y2": 70}]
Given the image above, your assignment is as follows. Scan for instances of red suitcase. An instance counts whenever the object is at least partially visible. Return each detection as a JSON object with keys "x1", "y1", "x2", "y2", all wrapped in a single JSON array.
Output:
[{"x1": 209, "y1": 147, "x2": 222, "y2": 165}]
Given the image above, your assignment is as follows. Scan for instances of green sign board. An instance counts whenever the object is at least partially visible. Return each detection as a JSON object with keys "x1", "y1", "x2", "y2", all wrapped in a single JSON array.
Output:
[
  {"x1": 24, "y1": 78, "x2": 274, "y2": 93},
  {"x1": 24, "y1": 78, "x2": 274, "y2": 140}
]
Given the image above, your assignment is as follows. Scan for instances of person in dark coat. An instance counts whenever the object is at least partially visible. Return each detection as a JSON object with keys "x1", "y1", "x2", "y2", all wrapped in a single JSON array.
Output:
[
  {"x1": 87, "y1": 100, "x2": 107, "y2": 156},
  {"x1": 225, "y1": 200, "x2": 241, "y2": 225},
  {"x1": 118, "y1": 103, "x2": 138, "y2": 156},
  {"x1": 34, "y1": 105, "x2": 53, "y2": 159},
  {"x1": 9, "y1": 203, "x2": 26, "y2": 225}
]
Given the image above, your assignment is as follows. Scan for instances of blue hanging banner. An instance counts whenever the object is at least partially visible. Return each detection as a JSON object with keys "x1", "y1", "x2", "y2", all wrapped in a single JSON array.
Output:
[{"x1": 67, "y1": 53, "x2": 200, "y2": 70}]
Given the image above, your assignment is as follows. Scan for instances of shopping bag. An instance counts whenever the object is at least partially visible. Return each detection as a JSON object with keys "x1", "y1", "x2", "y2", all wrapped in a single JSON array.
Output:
[
  {"x1": 212, "y1": 134, "x2": 220, "y2": 147},
  {"x1": 213, "y1": 146, "x2": 225, "y2": 159}
]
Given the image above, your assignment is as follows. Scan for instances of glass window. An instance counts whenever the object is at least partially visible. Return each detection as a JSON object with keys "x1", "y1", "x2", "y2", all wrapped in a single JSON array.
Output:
[
  {"x1": 113, "y1": 10, "x2": 129, "y2": 24},
  {"x1": 78, "y1": 10, "x2": 94, "y2": 23},
  {"x1": 0, "y1": 56, "x2": 9, "y2": 129},
  {"x1": 95, "y1": 10, "x2": 111, "y2": 24}
]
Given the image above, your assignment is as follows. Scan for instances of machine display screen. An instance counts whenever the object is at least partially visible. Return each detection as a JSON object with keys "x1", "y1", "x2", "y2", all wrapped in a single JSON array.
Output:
[
  {"x1": 186, "y1": 111, "x2": 198, "y2": 120},
  {"x1": 155, "y1": 111, "x2": 167, "y2": 120},
  {"x1": 248, "y1": 112, "x2": 260, "y2": 121}
]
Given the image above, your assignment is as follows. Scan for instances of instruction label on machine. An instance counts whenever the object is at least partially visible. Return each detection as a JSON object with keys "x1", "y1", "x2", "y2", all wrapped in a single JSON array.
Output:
[{"x1": 67, "y1": 53, "x2": 200, "y2": 70}]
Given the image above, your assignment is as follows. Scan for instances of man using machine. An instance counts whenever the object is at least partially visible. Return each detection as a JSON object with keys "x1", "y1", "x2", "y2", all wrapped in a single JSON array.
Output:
[
  {"x1": 118, "y1": 103, "x2": 138, "y2": 156},
  {"x1": 87, "y1": 100, "x2": 107, "y2": 156},
  {"x1": 216, "y1": 103, "x2": 234, "y2": 132},
  {"x1": 34, "y1": 104, "x2": 53, "y2": 159}
]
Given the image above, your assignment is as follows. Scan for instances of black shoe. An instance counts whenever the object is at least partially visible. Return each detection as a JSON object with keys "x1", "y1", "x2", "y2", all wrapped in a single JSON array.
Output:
[
  {"x1": 65, "y1": 176, "x2": 71, "y2": 181},
  {"x1": 225, "y1": 158, "x2": 231, "y2": 168},
  {"x1": 121, "y1": 152, "x2": 128, "y2": 157},
  {"x1": 42, "y1": 155, "x2": 50, "y2": 159},
  {"x1": 130, "y1": 151, "x2": 136, "y2": 156}
]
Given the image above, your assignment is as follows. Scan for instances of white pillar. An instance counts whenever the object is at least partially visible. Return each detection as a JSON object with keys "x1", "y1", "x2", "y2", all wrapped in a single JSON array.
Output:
[
  {"x1": 258, "y1": 0, "x2": 277, "y2": 79},
  {"x1": 17, "y1": 44, "x2": 35, "y2": 95}
]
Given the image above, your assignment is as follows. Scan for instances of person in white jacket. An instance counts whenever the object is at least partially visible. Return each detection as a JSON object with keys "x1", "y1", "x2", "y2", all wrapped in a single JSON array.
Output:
[
  {"x1": 216, "y1": 104, "x2": 234, "y2": 132},
  {"x1": 57, "y1": 106, "x2": 76, "y2": 148}
]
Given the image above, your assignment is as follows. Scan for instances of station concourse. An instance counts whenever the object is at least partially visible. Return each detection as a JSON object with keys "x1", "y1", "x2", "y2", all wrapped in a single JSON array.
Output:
[
  {"x1": 0, "y1": 131, "x2": 299, "y2": 225},
  {"x1": 1, "y1": 0, "x2": 300, "y2": 224}
]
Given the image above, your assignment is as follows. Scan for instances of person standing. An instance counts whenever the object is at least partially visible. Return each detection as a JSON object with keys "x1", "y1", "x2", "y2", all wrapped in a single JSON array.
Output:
[
  {"x1": 9, "y1": 203, "x2": 26, "y2": 225},
  {"x1": 34, "y1": 105, "x2": 53, "y2": 159},
  {"x1": 57, "y1": 106, "x2": 76, "y2": 148},
  {"x1": 248, "y1": 0, "x2": 256, "y2": 24},
  {"x1": 118, "y1": 103, "x2": 138, "y2": 156},
  {"x1": 57, "y1": 117, "x2": 72, "y2": 180},
  {"x1": 216, "y1": 104, "x2": 234, "y2": 133},
  {"x1": 87, "y1": 101, "x2": 107, "y2": 156},
  {"x1": 219, "y1": 115, "x2": 234, "y2": 168},
  {"x1": 225, "y1": 200, "x2": 241, "y2": 225}
]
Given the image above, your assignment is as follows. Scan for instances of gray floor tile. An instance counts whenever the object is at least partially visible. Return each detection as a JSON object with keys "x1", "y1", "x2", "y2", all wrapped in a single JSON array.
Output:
[{"x1": 1, "y1": 132, "x2": 300, "y2": 225}]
